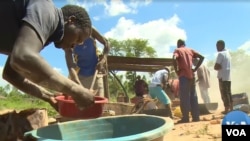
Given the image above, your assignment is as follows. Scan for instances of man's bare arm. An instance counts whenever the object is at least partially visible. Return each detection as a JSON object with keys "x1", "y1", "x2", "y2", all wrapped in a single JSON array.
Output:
[
  {"x1": 10, "y1": 23, "x2": 94, "y2": 109},
  {"x1": 91, "y1": 27, "x2": 110, "y2": 72},
  {"x1": 214, "y1": 63, "x2": 221, "y2": 70},
  {"x1": 3, "y1": 57, "x2": 58, "y2": 110},
  {"x1": 172, "y1": 55, "x2": 178, "y2": 74},
  {"x1": 193, "y1": 54, "x2": 204, "y2": 72},
  {"x1": 91, "y1": 27, "x2": 110, "y2": 56},
  {"x1": 64, "y1": 48, "x2": 81, "y2": 85}
]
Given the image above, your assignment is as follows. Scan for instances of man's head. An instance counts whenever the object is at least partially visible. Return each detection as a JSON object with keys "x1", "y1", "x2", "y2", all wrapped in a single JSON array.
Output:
[
  {"x1": 177, "y1": 39, "x2": 185, "y2": 48},
  {"x1": 216, "y1": 40, "x2": 225, "y2": 52},
  {"x1": 136, "y1": 75, "x2": 141, "y2": 80},
  {"x1": 55, "y1": 5, "x2": 92, "y2": 49}
]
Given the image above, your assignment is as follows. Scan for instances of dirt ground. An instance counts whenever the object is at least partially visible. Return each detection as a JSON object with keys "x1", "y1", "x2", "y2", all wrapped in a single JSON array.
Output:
[
  {"x1": 163, "y1": 110, "x2": 223, "y2": 141},
  {"x1": 161, "y1": 81, "x2": 228, "y2": 141},
  {"x1": 2, "y1": 91, "x2": 248, "y2": 140},
  {"x1": 0, "y1": 105, "x2": 224, "y2": 141}
]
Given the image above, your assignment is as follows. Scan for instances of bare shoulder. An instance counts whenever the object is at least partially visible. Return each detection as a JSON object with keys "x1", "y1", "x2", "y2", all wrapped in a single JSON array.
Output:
[{"x1": 64, "y1": 48, "x2": 73, "y2": 53}]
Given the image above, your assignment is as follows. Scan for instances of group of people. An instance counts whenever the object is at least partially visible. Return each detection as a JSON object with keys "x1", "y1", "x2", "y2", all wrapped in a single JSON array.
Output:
[
  {"x1": 133, "y1": 39, "x2": 232, "y2": 123},
  {"x1": 133, "y1": 68, "x2": 173, "y2": 118},
  {"x1": 0, "y1": 0, "x2": 232, "y2": 123}
]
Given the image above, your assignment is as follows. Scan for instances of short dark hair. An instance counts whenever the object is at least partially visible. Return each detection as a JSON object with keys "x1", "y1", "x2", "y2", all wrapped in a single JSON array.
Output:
[
  {"x1": 217, "y1": 40, "x2": 225, "y2": 47},
  {"x1": 177, "y1": 39, "x2": 185, "y2": 47},
  {"x1": 61, "y1": 5, "x2": 92, "y2": 31}
]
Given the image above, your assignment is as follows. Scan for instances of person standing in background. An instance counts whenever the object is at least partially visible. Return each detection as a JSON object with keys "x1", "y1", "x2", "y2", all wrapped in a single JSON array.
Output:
[
  {"x1": 165, "y1": 68, "x2": 179, "y2": 100},
  {"x1": 193, "y1": 58, "x2": 211, "y2": 104},
  {"x1": 214, "y1": 40, "x2": 233, "y2": 114},
  {"x1": 173, "y1": 39, "x2": 204, "y2": 123},
  {"x1": 64, "y1": 27, "x2": 110, "y2": 97}
]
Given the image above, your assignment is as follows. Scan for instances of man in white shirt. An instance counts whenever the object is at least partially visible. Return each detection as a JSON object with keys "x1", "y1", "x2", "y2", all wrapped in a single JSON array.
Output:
[
  {"x1": 214, "y1": 40, "x2": 233, "y2": 114},
  {"x1": 149, "y1": 67, "x2": 173, "y2": 118}
]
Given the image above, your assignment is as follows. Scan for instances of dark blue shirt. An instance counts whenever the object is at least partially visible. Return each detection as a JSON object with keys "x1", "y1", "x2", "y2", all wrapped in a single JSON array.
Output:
[{"x1": 73, "y1": 38, "x2": 98, "y2": 76}]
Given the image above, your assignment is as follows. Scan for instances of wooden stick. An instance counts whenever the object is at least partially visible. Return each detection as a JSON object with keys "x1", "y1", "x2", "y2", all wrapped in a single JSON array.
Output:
[{"x1": 90, "y1": 70, "x2": 98, "y2": 91}]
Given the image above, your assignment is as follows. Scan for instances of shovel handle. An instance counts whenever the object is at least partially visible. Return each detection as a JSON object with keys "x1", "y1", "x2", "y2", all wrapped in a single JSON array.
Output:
[{"x1": 90, "y1": 70, "x2": 98, "y2": 90}]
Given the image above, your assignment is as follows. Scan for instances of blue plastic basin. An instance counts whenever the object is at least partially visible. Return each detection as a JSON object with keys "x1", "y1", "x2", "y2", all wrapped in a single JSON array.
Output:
[{"x1": 24, "y1": 115, "x2": 174, "y2": 141}]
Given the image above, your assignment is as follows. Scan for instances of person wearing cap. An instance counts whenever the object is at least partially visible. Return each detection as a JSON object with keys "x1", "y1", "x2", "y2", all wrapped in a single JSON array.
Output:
[
  {"x1": 148, "y1": 67, "x2": 174, "y2": 119},
  {"x1": 173, "y1": 39, "x2": 204, "y2": 123},
  {"x1": 214, "y1": 40, "x2": 233, "y2": 114}
]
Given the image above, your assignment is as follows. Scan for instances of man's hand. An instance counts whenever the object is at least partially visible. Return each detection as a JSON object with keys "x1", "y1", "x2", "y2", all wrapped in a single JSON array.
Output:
[
  {"x1": 89, "y1": 89, "x2": 99, "y2": 95},
  {"x1": 68, "y1": 68, "x2": 82, "y2": 85},
  {"x1": 70, "y1": 86, "x2": 95, "y2": 111},
  {"x1": 97, "y1": 55, "x2": 106, "y2": 73},
  {"x1": 214, "y1": 63, "x2": 221, "y2": 70}
]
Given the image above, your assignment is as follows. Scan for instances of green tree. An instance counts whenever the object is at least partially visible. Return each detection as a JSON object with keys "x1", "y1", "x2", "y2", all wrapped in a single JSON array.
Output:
[
  {"x1": 123, "y1": 39, "x2": 156, "y2": 95},
  {"x1": 107, "y1": 38, "x2": 156, "y2": 99},
  {"x1": 0, "y1": 84, "x2": 11, "y2": 97},
  {"x1": 0, "y1": 83, "x2": 57, "y2": 117}
]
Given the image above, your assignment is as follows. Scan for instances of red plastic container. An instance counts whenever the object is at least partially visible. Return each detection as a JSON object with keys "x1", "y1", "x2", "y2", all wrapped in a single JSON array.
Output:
[{"x1": 55, "y1": 95, "x2": 108, "y2": 119}]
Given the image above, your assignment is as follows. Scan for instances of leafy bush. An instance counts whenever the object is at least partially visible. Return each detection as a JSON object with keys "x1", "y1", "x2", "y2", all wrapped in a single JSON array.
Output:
[{"x1": 0, "y1": 87, "x2": 57, "y2": 117}]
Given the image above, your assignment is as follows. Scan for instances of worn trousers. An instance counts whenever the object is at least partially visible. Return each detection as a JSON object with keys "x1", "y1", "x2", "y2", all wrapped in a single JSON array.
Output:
[
  {"x1": 149, "y1": 86, "x2": 171, "y2": 105},
  {"x1": 79, "y1": 74, "x2": 104, "y2": 97},
  {"x1": 179, "y1": 76, "x2": 200, "y2": 121},
  {"x1": 219, "y1": 79, "x2": 233, "y2": 108}
]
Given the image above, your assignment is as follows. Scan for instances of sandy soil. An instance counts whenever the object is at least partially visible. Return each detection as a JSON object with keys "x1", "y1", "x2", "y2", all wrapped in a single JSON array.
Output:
[
  {"x1": 162, "y1": 78, "x2": 227, "y2": 141},
  {"x1": 163, "y1": 110, "x2": 224, "y2": 141}
]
